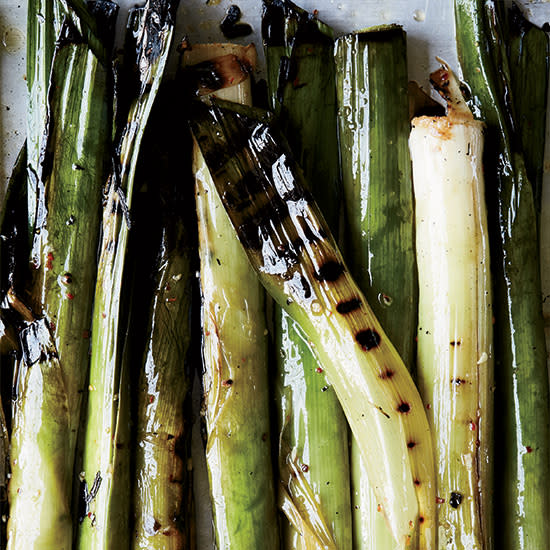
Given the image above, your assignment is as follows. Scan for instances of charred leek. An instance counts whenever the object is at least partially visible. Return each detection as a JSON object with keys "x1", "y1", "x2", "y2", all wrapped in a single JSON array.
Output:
[
  {"x1": 185, "y1": 43, "x2": 280, "y2": 550},
  {"x1": 131, "y1": 84, "x2": 195, "y2": 549},
  {"x1": 456, "y1": 1, "x2": 550, "y2": 548},
  {"x1": 189, "y1": 99, "x2": 436, "y2": 549},
  {"x1": 410, "y1": 64, "x2": 493, "y2": 550},
  {"x1": 8, "y1": 14, "x2": 113, "y2": 548},
  {"x1": 335, "y1": 26, "x2": 417, "y2": 550},
  {"x1": 263, "y1": 1, "x2": 351, "y2": 548},
  {"x1": 77, "y1": 2, "x2": 176, "y2": 548}
]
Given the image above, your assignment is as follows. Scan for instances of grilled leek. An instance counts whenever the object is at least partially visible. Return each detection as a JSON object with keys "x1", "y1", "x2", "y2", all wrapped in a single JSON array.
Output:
[
  {"x1": 410, "y1": 63, "x2": 493, "y2": 550},
  {"x1": 8, "y1": 14, "x2": 113, "y2": 548},
  {"x1": 456, "y1": 1, "x2": 550, "y2": 548},
  {"x1": 184, "y1": 42, "x2": 280, "y2": 550},
  {"x1": 131, "y1": 83, "x2": 195, "y2": 549},
  {"x1": 77, "y1": 2, "x2": 177, "y2": 548},
  {"x1": 189, "y1": 99, "x2": 436, "y2": 549},
  {"x1": 263, "y1": 1, "x2": 351, "y2": 548},
  {"x1": 335, "y1": 26, "x2": 417, "y2": 550}
]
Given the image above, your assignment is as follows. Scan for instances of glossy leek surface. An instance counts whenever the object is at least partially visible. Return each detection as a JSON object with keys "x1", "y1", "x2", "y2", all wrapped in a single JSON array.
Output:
[
  {"x1": 131, "y1": 85, "x2": 195, "y2": 550},
  {"x1": 335, "y1": 26, "x2": 417, "y2": 550},
  {"x1": 8, "y1": 20, "x2": 112, "y2": 549},
  {"x1": 187, "y1": 43, "x2": 280, "y2": 550},
  {"x1": 410, "y1": 67, "x2": 493, "y2": 550},
  {"x1": 77, "y1": 2, "x2": 176, "y2": 548},
  {"x1": 456, "y1": 2, "x2": 550, "y2": 549},
  {"x1": 26, "y1": 0, "x2": 61, "y2": 236},
  {"x1": 189, "y1": 100, "x2": 436, "y2": 549},
  {"x1": 507, "y1": 4, "x2": 549, "y2": 218},
  {"x1": 263, "y1": 2, "x2": 351, "y2": 548}
]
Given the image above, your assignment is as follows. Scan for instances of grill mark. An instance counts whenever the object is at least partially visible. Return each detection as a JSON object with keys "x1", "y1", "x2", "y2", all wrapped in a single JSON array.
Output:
[
  {"x1": 378, "y1": 368, "x2": 395, "y2": 380},
  {"x1": 336, "y1": 298, "x2": 362, "y2": 314},
  {"x1": 314, "y1": 260, "x2": 344, "y2": 282},
  {"x1": 397, "y1": 402, "x2": 411, "y2": 414},
  {"x1": 355, "y1": 329, "x2": 381, "y2": 351}
]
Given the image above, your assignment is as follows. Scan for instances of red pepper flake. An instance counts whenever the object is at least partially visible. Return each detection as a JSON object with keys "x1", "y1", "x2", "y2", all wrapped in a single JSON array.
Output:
[
  {"x1": 149, "y1": 395, "x2": 155, "y2": 404},
  {"x1": 377, "y1": 504, "x2": 382, "y2": 513},
  {"x1": 165, "y1": 283, "x2": 171, "y2": 291},
  {"x1": 301, "y1": 464, "x2": 309, "y2": 473},
  {"x1": 526, "y1": 446, "x2": 533, "y2": 453},
  {"x1": 66, "y1": 292, "x2": 74, "y2": 300},
  {"x1": 46, "y1": 252, "x2": 54, "y2": 270},
  {"x1": 205, "y1": 330, "x2": 210, "y2": 336},
  {"x1": 313, "y1": 9, "x2": 319, "y2": 16},
  {"x1": 102, "y1": 313, "x2": 107, "y2": 319},
  {"x1": 166, "y1": 297, "x2": 177, "y2": 303},
  {"x1": 49, "y1": 321, "x2": 56, "y2": 332},
  {"x1": 436, "y1": 496, "x2": 445, "y2": 504},
  {"x1": 469, "y1": 421, "x2": 476, "y2": 431},
  {"x1": 426, "y1": 403, "x2": 431, "y2": 410},
  {"x1": 293, "y1": 77, "x2": 300, "y2": 87},
  {"x1": 315, "y1": 367, "x2": 323, "y2": 373}
]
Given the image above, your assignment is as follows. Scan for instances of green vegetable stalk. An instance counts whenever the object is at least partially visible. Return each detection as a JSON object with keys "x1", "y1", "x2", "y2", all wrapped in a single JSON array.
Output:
[
  {"x1": 131, "y1": 83, "x2": 196, "y2": 549},
  {"x1": 7, "y1": 13, "x2": 114, "y2": 548},
  {"x1": 263, "y1": 1, "x2": 351, "y2": 548},
  {"x1": 189, "y1": 99, "x2": 436, "y2": 550},
  {"x1": 335, "y1": 26, "x2": 418, "y2": 550},
  {"x1": 456, "y1": 1, "x2": 550, "y2": 549},
  {"x1": 184, "y1": 42, "x2": 280, "y2": 550},
  {"x1": 76, "y1": 2, "x2": 177, "y2": 548}
]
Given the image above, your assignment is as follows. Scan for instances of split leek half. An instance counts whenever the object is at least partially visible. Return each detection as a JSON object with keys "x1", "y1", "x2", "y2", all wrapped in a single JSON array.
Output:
[
  {"x1": 184, "y1": 43, "x2": 280, "y2": 550},
  {"x1": 335, "y1": 26, "x2": 417, "y2": 550},
  {"x1": 77, "y1": 2, "x2": 177, "y2": 548},
  {"x1": 131, "y1": 83, "x2": 195, "y2": 549},
  {"x1": 7, "y1": 13, "x2": 114, "y2": 549},
  {"x1": 456, "y1": 2, "x2": 550, "y2": 549},
  {"x1": 262, "y1": 1, "x2": 351, "y2": 548},
  {"x1": 410, "y1": 64, "x2": 493, "y2": 550},
  {"x1": 189, "y1": 99, "x2": 436, "y2": 549}
]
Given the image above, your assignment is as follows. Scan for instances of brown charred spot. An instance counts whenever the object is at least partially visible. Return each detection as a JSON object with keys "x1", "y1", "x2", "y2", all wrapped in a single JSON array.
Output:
[
  {"x1": 397, "y1": 402, "x2": 411, "y2": 414},
  {"x1": 336, "y1": 298, "x2": 362, "y2": 314},
  {"x1": 167, "y1": 434, "x2": 174, "y2": 441},
  {"x1": 414, "y1": 479, "x2": 421, "y2": 486},
  {"x1": 450, "y1": 340, "x2": 461, "y2": 346},
  {"x1": 449, "y1": 492, "x2": 463, "y2": 508},
  {"x1": 115, "y1": 443, "x2": 124, "y2": 450},
  {"x1": 222, "y1": 379, "x2": 233, "y2": 387},
  {"x1": 153, "y1": 519, "x2": 161, "y2": 532},
  {"x1": 378, "y1": 368, "x2": 394, "y2": 380},
  {"x1": 356, "y1": 329, "x2": 381, "y2": 351},
  {"x1": 452, "y1": 378, "x2": 467, "y2": 386},
  {"x1": 419, "y1": 516, "x2": 425, "y2": 524},
  {"x1": 314, "y1": 260, "x2": 345, "y2": 282},
  {"x1": 407, "y1": 440, "x2": 416, "y2": 449}
]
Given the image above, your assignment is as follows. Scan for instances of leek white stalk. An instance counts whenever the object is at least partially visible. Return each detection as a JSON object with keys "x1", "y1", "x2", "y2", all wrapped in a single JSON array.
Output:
[{"x1": 410, "y1": 64, "x2": 493, "y2": 550}]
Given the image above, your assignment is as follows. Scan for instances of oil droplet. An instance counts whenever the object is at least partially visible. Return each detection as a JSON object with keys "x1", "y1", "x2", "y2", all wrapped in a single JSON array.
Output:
[
  {"x1": 310, "y1": 300, "x2": 324, "y2": 315},
  {"x1": 377, "y1": 293, "x2": 393, "y2": 307},
  {"x1": 2, "y1": 27, "x2": 24, "y2": 54},
  {"x1": 413, "y1": 9, "x2": 426, "y2": 22}
]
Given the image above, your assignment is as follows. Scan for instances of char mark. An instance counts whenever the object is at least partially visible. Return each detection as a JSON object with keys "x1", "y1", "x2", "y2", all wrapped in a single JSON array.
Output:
[
  {"x1": 314, "y1": 260, "x2": 344, "y2": 282},
  {"x1": 355, "y1": 328, "x2": 381, "y2": 351},
  {"x1": 336, "y1": 298, "x2": 361, "y2": 314}
]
